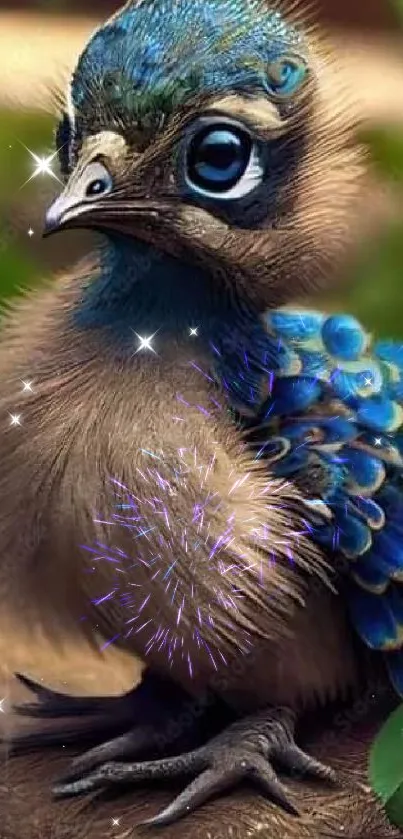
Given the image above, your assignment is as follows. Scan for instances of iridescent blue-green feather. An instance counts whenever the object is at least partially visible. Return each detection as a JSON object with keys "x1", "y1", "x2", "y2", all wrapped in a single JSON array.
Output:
[{"x1": 216, "y1": 306, "x2": 403, "y2": 697}]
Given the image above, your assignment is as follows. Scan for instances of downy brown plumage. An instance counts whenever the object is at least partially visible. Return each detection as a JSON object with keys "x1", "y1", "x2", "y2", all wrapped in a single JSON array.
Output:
[{"x1": 0, "y1": 0, "x2": 386, "y2": 828}]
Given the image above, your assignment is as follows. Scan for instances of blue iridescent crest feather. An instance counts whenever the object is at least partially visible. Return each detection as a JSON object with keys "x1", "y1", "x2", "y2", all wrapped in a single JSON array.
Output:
[
  {"x1": 214, "y1": 307, "x2": 403, "y2": 696},
  {"x1": 71, "y1": 0, "x2": 309, "y2": 127}
]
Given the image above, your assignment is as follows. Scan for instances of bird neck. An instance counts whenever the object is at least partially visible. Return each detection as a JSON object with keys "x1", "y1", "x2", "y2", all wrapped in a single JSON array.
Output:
[
  {"x1": 74, "y1": 235, "x2": 274, "y2": 417},
  {"x1": 75, "y1": 236, "x2": 260, "y2": 348}
]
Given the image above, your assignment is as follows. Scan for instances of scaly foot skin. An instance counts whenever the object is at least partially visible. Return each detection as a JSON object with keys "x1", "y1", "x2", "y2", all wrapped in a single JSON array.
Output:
[
  {"x1": 7, "y1": 670, "x2": 204, "y2": 755},
  {"x1": 53, "y1": 706, "x2": 337, "y2": 827}
]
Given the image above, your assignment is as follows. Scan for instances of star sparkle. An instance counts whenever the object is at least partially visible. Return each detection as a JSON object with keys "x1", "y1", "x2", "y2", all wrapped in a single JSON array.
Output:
[
  {"x1": 111, "y1": 818, "x2": 121, "y2": 827},
  {"x1": 9, "y1": 414, "x2": 22, "y2": 426},
  {"x1": 20, "y1": 144, "x2": 63, "y2": 188},
  {"x1": 21, "y1": 379, "x2": 33, "y2": 393},
  {"x1": 133, "y1": 332, "x2": 157, "y2": 353},
  {"x1": 189, "y1": 327, "x2": 199, "y2": 337},
  {"x1": 27, "y1": 228, "x2": 34, "y2": 237}
]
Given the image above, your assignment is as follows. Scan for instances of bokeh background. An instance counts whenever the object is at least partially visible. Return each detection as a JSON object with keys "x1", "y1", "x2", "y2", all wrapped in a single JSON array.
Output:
[
  {"x1": 0, "y1": 0, "x2": 403, "y2": 334},
  {"x1": 0, "y1": 0, "x2": 402, "y2": 693}
]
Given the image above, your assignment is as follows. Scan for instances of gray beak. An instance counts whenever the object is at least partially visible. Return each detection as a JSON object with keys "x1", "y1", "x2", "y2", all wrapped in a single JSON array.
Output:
[
  {"x1": 42, "y1": 159, "x2": 114, "y2": 237},
  {"x1": 43, "y1": 192, "x2": 81, "y2": 237}
]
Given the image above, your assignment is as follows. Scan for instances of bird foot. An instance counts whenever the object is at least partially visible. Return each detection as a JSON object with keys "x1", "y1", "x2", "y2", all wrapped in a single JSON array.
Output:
[{"x1": 53, "y1": 705, "x2": 337, "y2": 826}]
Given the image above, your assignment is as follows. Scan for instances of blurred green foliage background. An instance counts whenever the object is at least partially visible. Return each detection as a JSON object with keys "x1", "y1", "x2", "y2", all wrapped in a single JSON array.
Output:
[
  {"x1": 0, "y1": 111, "x2": 53, "y2": 295},
  {"x1": 0, "y1": 1, "x2": 402, "y2": 337}
]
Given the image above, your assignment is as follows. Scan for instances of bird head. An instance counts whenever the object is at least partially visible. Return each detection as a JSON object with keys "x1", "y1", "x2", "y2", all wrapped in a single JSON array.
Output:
[{"x1": 47, "y1": 0, "x2": 364, "y2": 312}]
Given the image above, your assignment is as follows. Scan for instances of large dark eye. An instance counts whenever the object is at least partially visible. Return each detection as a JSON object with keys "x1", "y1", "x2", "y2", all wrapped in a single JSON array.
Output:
[
  {"x1": 185, "y1": 122, "x2": 263, "y2": 200},
  {"x1": 86, "y1": 178, "x2": 110, "y2": 197},
  {"x1": 187, "y1": 124, "x2": 256, "y2": 192},
  {"x1": 83, "y1": 162, "x2": 113, "y2": 200}
]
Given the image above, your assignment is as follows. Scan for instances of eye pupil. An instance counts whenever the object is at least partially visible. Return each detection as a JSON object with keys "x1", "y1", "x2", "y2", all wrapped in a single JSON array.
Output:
[
  {"x1": 187, "y1": 125, "x2": 252, "y2": 194},
  {"x1": 198, "y1": 132, "x2": 241, "y2": 173},
  {"x1": 86, "y1": 178, "x2": 107, "y2": 197}
]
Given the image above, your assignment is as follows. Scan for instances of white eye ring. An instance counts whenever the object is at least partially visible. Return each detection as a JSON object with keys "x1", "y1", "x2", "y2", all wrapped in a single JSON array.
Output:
[
  {"x1": 187, "y1": 145, "x2": 264, "y2": 201},
  {"x1": 83, "y1": 161, "x2": 113, "y2": 199}
]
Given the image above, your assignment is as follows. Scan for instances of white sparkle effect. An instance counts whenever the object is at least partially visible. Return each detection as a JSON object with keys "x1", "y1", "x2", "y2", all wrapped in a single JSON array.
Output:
[
  {"x1": 21, "y1": 380, "x2": 33, "y2": 393},
  {"x1": 20, "y1": 144, "x2": 63, "y2": 187},
  {"x1": 9, "y1": 414, "x2": 22, "y2": 426},
  {"x1": 189, "y1": 327, "x2": 198, "y2": 337},
  {"x1": 27, "y1": 228, "x2": 34, "y2": 237},
  {"x1": 374, "y1": 437, "x2": 382, "y2": 446},
  {"x1": 111, "y1": 817, "x2": 121, "y2": 827},
  {"x1": 134, "y1": 332, "x2": 157, "y2": 354}
]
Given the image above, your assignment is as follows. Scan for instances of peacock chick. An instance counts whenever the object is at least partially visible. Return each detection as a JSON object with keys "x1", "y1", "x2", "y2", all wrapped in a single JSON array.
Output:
[{"x1": 0, "y1": 0, "x2": 395, "y2": 829}]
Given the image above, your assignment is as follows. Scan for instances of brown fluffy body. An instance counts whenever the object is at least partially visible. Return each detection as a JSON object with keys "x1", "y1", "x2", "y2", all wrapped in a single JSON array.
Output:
[
  {"x1": 0, "y1": 268, "x2": 353, "y2": 704},
  {"x1": 0, "y1": 265, "x2": 364, "y2": 709},
  {"x1": 0, "y1": 2, "x2": 396, "y2": 835}
]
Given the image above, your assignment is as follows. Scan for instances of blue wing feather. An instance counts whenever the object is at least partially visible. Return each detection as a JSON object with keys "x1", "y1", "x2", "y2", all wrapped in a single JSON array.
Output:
[{"x1": 216, "y1": 307, "x2": 403, "y2": 696}]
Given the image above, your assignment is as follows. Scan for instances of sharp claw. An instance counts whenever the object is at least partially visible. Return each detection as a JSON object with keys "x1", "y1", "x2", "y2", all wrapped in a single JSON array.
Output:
[
  {"x1": 256, "y1": 774, "x2": 300, "y2": 817},
  {"x1": 48, "y1": 705, "x2": 330, "y2": 825},
  {"x1": 140, "y1": 811, "x2": 177, "y2": 828},
  {"x1": 55, "y1": 751, "x2": 203, "y2": 800},
  {"x1": 278, "y1": 745, "x2": 337, "y2": 784},
  {"x1": 53, "y1": 773, "x2": 104, "y2": 799},
  {"x1": 244, "y1": 754, "x2": 299, "y2": 817},
  {"x1": 141, "y1": 766, "x2": 242, "y2": 827},
  {"x1": 52, "y1": 768, "x2": 132, "y2": 799},
  {"x1": 59, "y1": 727, "x2": 154, "y2": 783},
  {"x1": 140, "y1": 803, "x2": 193, "y2": 828},
  {"x1": 140, "y1": 757, "x2": 300, "y2": 827}
]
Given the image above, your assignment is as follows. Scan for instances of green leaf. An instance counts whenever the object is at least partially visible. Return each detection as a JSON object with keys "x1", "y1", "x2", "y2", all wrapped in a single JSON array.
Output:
[
  {"x1": 369, "y1": 703, "x2": 403, "y2": 827},
  {"x1": 386, "y1": 784, "x2": 403, "y2": 827}
]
